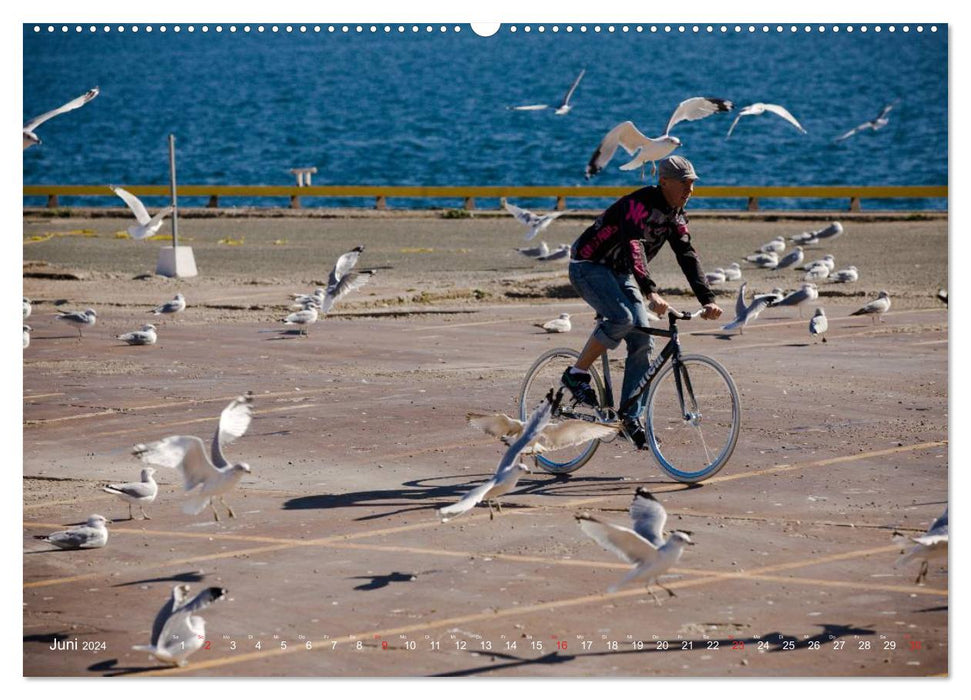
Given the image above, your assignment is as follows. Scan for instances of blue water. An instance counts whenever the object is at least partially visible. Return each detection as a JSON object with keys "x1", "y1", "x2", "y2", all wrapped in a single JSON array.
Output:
[{"x1": 22, "y1": 24, "x2": 948, "y2": 210}]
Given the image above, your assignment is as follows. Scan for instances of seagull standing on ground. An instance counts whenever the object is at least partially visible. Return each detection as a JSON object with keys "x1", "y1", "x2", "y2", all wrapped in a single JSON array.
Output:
[
  {"x1": 23, "y1": 86, "x2": 99, "y2": 149},
  {"x1": 726, "y1": 102, "x2": 807, "y2": 139},
  {"x1": 536, "y1": 312, "x2": 571, "y2": 333},
  {"x1": 774, "y1": 246, "x2": 805, "y2": 270},
  {"x1": 23, "y1": 325, "x2": 32, "y2": 349},
  {"x1": 439, "y1": 392, "x2": 558, "y2": 522},
  {"x1": 585, "y1": 96, "x2": 733, "y2": 178},
  {"x1": 516, "y1": 241, "x2": 550, "y2": 258},
  {"x1": 23, "y1": 297, "x2": 32, "y2": 319},
  {"x1": 133, "y1": 393, "x2": 254, "y2": 521},
  {"x1": 850, "y1": 290, "x2": 891, "y2": 323},
  {"x1": 722, "y1": 262, "x2": 742, "y2": 281},
  {"x1": 34, "y1": 515, "x2": 109, "y2": 550},
  {"x1": 829, "y1": 266, "x2": 859, "y2": 284},
  {"x1": 55, "y1": 308, "x2": 97, "y2": 339},
  {"x1": 835, "y1": 103, "x2": 896, "y2": 142},
  {"x1": 110, "y1": 186, "x2": 174, "y2": 240},
  {"x1": 281, "y1": 303, "x2": 319, "y2": 337},
  {"x1": 757, "y1": 236, "x2": 786, "y2": 254},
  {"x1": 536, "y1": 244, "x2": 571, "y2": 261},
  {"x1": 744, "y1": 251, "x2": 779, "y2": 269},
  {"x1": 503, "y1": 200, "x2": 564, "y2": 241},
  {"x1": 576, "y1": 488, "x2": 694, "y2": 603},
  {"x1": 151, "y1": 293, "x2": 186, "y2": 316},
  {"x1": 133, "y1": 584, "x2": 228, "y2": 667},
  {"x1": 103, "y1": 467, "x2": 159, "y2": 519},
  {"x1": 117, "y1": 324, "x2": 158, "y2": 346},
  {"x1": 809, "y1": 307, "x2": 828, "y2": 343},
  {"x1": 894, "y1": 507, "x2": 948, "y2": 584}
]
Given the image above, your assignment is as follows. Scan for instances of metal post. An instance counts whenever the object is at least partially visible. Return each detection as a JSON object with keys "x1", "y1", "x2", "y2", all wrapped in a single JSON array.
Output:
[{"x1": 168, "y1": 134, "x2": 179, "y2": 247}]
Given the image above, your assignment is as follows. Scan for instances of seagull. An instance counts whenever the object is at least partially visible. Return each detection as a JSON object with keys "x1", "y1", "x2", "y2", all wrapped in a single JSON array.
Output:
[
  {"x1": 835, "y1": 103, "x2": 896, "y2": 142},
  {"x1": 110, "y1": 186, "x2": 174, "y2": 240},
  {"x1": 770, "y1": 282, "x2": 818, "y2": 317},
  {"x1": 726, "y1": 102, "x2": 806, "y2": 139},
  {"x1": 133, "y1": 584, "x2": 228, "y2": 667},
  {"x1": 894, "y1": 507, "x2": 948, "y2": 584},
  {"x1": 799, "y1": 254, "x2": 836, "y2": 272},
  {"x1": 510, "y1": 68, "x2": 586, "y2": 114},
  {"x1": 809, "y1": 307, "x2": 828, "y2": 343},
  {"x1": 757, "y1": 236, "x2": 786, "y2": 254},
  {"x1": 576, "y1": 488, "x2": 694, "y2": 603},
  {"x1": 23, "y1": 86, "x2": 99, "y2": 149},
  {"x1": 503, "y1": 200, "x2": 563, "y2": 241},
  {"x1": 23, "y1": 297, "x2": 32, "y2": 319},
  {"x1": 320, "y1": 245, "x2": 373, "y2": 314},
  {"x1": 465, "y1": 408, "x2": 618, "y2": 455},
  {"x1": 803, "y1": 264, "x2": 830, "y2": 282},
  {"x1": 585, "y1": 96, "x2": 733, "y2": 178},
  {"x1": 937, "y1": 289, "x2": 948, "y2": 306},
  {"x1": 515, "y1": 241, "x2": 550, "y2": 258},
  {"x1": 721, "y1": 282, "x2": 773, "y2": 335},
  {"x1": 536, "y1": 312, "x2": 571, "y2": 333},
  {"x1": 744, "y1": 251, "x2": 779, "y2": 269},
  {"x1": 34, "y1": 514, "x2": 109, "y2": 550},
  {"x1": 773, "y1": 246, "x2": 804, "y2": 270},
  {"x1": 55, "y1": 308, "x2": 97, "y2": 339},
  {"x1": 850, "y1": 290, "x2": 891, "y2": 323},
  {"x1": 537, "y1": 244, "x2": 571, "y2": 261},
  {"x1": 790, "y1": 222, "x2": 843, "y2": 243},
  {"x1": 829, "y1": 266, "x2": 859, "y2": 284},
  {"x1": 23, "y1": 324, "x2": 32, "y2": 349},
  {"x1": 151, "y1": 293, "x2": 186, "y2": 316},
  {"x1": 705, "y1": 268, "x2": 727, "y2": 285},
  {"x1": 281, "y1": 304, "x2": 318, "y2": 337},
  {"x1": 103, "y1": 467, "x2": 159, "y2": 519},
  {"x1": 439, "y1": 391, "x2": 558, "y2": 522},
  {"x1": 133, "y1": 392, "x2": 254, "y2": 521},
  {"x1": 117, "y1": 324, "x2": 158, "y2": 346},
  {"x1": 554, "y1": 68, "x2": 586, "y2": 115},
  {"x1": 722, "y1": 262, "x2": 742, "y2": 281},
  {"x1": 289, "y1": 287, "x2": 326, "y2": 309}
]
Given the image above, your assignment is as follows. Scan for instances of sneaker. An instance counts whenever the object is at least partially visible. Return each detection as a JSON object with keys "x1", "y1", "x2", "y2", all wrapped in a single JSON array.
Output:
[
  {"x1": 560, "y1": 368, "x2": 598, "y2": 408},
  {"x1": 620, "y1": 414, "x2": 647, "y2": 449}
]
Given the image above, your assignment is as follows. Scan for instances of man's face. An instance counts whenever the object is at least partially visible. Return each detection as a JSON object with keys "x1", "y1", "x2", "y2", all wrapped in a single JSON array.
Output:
[{"x1": 659, "y1": 176, "x2": 695, "y2": 210}]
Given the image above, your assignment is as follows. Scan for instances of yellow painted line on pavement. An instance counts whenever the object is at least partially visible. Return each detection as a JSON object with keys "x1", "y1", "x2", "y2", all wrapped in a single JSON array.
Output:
[{"x1": 24, "y1": 393, "x2": 65, "y2": 400}]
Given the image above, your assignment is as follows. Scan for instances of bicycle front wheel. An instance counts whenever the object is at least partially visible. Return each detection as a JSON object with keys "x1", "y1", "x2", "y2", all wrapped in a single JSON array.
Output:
[
  {"x1": 518, "y1": 348, "x2": 606, "y2": 475},
  {"x1": 645, "y1": 354, "x2": 740, "y2": 483}
]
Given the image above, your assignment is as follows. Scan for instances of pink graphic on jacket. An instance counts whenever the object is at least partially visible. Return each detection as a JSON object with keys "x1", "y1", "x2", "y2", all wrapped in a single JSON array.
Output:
[
  {"x1": 628, "y1": 239, "x2": 648, "y2": 279},
  {"x1": 578, "y1": 224, "x2": 617, "y2": 259},
  {"x1": 626, "y1": 200, "x2": 649, "y2": 227}
]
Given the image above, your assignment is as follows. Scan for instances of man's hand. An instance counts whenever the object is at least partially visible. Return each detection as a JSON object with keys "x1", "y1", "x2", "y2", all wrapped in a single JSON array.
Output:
[
  {"x1": 646, "y1": 293, "x2": 670, "y2": 316},
  {"x1": 700, "y1": 303, "x2": 723, "y2": 320}
]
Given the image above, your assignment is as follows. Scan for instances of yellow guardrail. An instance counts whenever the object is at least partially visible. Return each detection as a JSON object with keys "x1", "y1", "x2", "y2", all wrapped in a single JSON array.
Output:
[{"x1": 23, "y1": 184, "x2": 948, "y2": 212}]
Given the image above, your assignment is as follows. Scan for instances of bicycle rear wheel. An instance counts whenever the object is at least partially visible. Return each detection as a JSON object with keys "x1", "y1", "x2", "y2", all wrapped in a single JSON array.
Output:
[
  {"x1": 645, "y1": 354, "x2": 740, "y2": 483},
  {"x1": 518, "y1": 348, "x2": 607, "y2": 474}
]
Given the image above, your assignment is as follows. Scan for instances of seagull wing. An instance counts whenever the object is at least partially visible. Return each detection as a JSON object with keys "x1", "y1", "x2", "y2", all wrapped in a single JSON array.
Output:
[
  {"x1": 503, "y1": 201, "x2": 539, "y2": 227},
  {"x1": 735, "y1": 282, "x2": 748, "y2": 319},
  {"x1": 763, "y1": 104, "x2": 807, "y2": 133},
  {"x1": 177, "y1": 586, "x2": 228, "y2": 614},
  {"x1": 834, "y1": 123, "x2": 866, "y2": 142},
  {"x1": 535, "y1": 420, "x2": 619, "y2": 452},
  {"x1": 149, "y1": 585, "x2": 190, "y2": 646},
  {"x1": 577, "y1": 515, "x2": 659, "y2": 565},
  {"x1": 328, "y1": 247, "x2": 364, "y2": 288},
  {"x1": 927, "y1": 507, "x2": 948, "y2": 535},
  {"x1": 23, "y1": 87, "x2": 99, "y2": 131},
  {"x1": 628, "y1": 489, "x2": 668, "y2": 546},
  {"x1": 559, "y1": 68, "x2": 586, "y2": 108},
  {"x1": 466, "y1": 412, "x2": 525, "y2": 441},
  {"x1": 134, "y1": 435, "x2": 216, "y2": 492},
  {"x1": 110, "y1": 186, "x2": 152, "y2": 225},
  {"x1": 511, "y1": 104, "x2": 549, "y2": 111},
  {"x1": 665, "y1": 96, "x2": 734, "y2": 135},
  {"x1": 875, "y1": 102, "x2": 895, "y2": 121},
  {"x1": 211, "y1": 393, "x2": 254, "y2": 468},
  {"x1": 495, "y1": 395, "x2": 554, "y2": 474},
  {"x1": 585, "y1": 121, "x2": 649, "y2": 178},
  {"x1": 319, "y1": 270, "x2": 373, "y2": 313}
]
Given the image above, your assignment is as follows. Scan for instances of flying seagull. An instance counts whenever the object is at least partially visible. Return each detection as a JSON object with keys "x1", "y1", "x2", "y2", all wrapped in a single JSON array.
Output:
[
  {"x1": 894, "y1": 507, "x2": 948, "y2": 585},
  {"x1": 319, "y1": 245, "x2": 373, "y2": 314},
  {"x1": 465, "y1": 407, "x2": 618, "y2": 455},
  {"x1": 503, "y1": 200, "x2": 563, "y2": 241},
  {"x1": 585, "y1": 96, "x2": 733, "y2": 178},
  {"x1": 576, "y1": 488, "x2": 694, "y2": 603},
  {"x1": 110, "y1": 186, "x2": 174, "y2": 240},
  {"x1": 726, "y1": 102, "x2": 806, "y2": 139},
  {"x1": 835, "y1": 103, "x2": 896, "y2": 142},
  {"x1": 23, "y1": 86, "x2": 99, "y2": 149},
  {"x1": 510, "y1": 68, "x2": 586, "y2": 114},
  {"x1": 133, "y1": 392, "x2": 254, "y2": 521},
  {"x1": 133, "y1": 584, "x2": 228, "y2": 667},
  {"x1": 721, "y1": 282, "x2": 774, "y2": 335}
]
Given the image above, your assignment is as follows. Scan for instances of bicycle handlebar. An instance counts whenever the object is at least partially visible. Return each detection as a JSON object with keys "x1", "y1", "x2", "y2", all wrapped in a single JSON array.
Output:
[{"x1": 648, "y1": 303, "x2": 705, "y2": 320}]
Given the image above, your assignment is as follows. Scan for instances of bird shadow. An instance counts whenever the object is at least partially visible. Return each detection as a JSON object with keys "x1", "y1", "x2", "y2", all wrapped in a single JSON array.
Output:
[
  {"x1": 23, "y1": 631, "x2": 73, "y2": 645},
  {"x1": 432, "y1": 622, "x2": 875, "y2": 676},
  {"x1": 87, "y1": 658, "x2": 163, "y2": 676},
  {"x1": 784, "y1": 342, "x2": 811, "y2": 347},
  {"x1": 346, "y1": 570, "x2": 444, "y2": 591},
  {"x1": 111, "y1": 570, "x2": 206, "y2": 588}
]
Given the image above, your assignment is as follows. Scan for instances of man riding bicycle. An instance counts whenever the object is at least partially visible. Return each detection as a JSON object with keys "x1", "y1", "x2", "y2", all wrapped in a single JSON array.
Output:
[{"x1": 562, "y1": 155, "x2": 723, "y2": 448}]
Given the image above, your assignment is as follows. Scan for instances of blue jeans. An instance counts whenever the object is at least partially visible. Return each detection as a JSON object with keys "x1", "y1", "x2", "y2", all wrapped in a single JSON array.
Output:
[{"x1": 568, "y1": 260, "x2": 654, "y2": 420}]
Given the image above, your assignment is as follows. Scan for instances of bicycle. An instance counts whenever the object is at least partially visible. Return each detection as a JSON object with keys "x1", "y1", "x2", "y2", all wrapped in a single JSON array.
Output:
[{"x1": 518, "y1": 309, "x2": 740, "y2": 483}]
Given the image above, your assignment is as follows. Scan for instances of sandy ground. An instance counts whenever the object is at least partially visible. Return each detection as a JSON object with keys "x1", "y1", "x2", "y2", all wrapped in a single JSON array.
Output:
[{"x1": 23, "y1": 210, "x2": 948, "y2": 678}]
